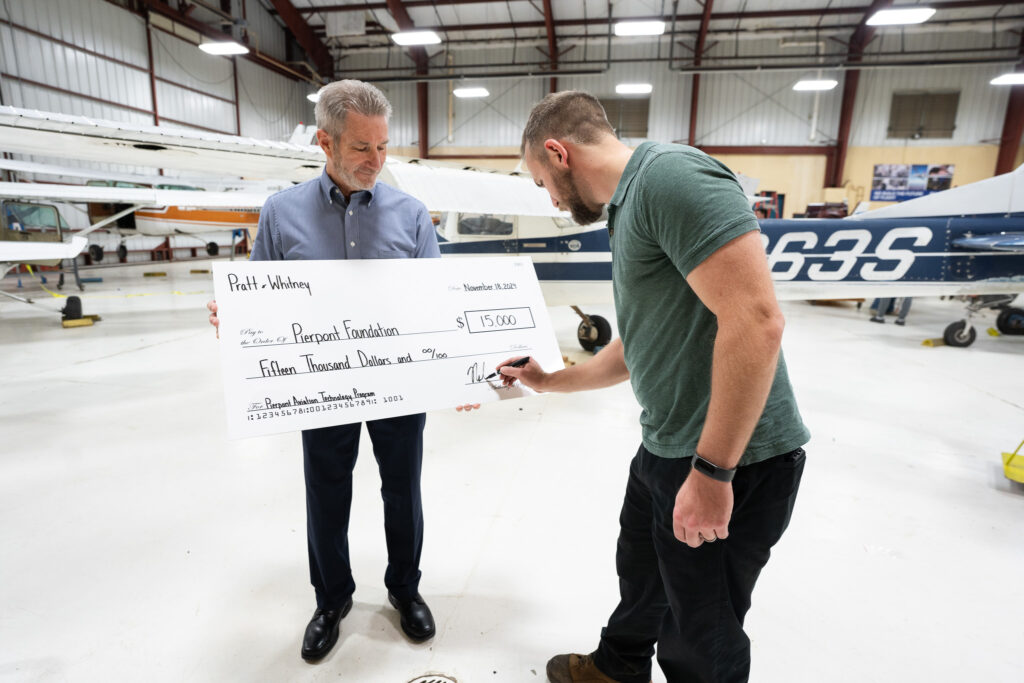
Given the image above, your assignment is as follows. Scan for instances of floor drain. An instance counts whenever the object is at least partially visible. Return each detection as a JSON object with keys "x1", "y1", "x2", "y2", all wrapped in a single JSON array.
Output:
[{"x1": 407, "y1": 676, "x2": 458, "y2": 683}]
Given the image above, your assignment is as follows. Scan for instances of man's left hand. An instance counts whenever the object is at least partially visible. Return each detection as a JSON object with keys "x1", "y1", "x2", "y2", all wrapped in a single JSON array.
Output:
[
  {"x1": 672, "y1": 471, "x2": 733, "y2": 548},
  {"x1": 455, "y1": 404, "x2": 481, "y2": 412}
]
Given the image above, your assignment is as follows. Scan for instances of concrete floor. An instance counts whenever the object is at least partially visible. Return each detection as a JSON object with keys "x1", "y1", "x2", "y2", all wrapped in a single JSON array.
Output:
[{"x1": 1, "y1": 259, "x2": 1022, "y2": 683}]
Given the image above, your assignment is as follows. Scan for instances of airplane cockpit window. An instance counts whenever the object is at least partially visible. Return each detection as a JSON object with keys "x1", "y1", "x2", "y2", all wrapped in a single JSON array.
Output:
[
  {"x1": 458, "y1": 213, "x2": 514, "y2": 235},
  {"x1": 156, "y1": 184, "x2": 203, "y2": 191},
  {"x1": 3, "y1": 202, "x2": 60, "y2": 231}
]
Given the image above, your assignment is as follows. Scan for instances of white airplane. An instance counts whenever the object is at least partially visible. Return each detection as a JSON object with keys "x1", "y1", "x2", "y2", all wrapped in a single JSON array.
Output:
[{"x1": 2, "y1": 105, "x2": 1023, "y2": 347}]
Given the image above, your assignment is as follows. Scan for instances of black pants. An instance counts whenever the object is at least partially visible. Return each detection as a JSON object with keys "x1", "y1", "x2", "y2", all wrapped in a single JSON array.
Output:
[
  {"x1": 594, "y1": 445, "x2": 806, "y2": 683},
  {"x1": 301, "y1": 413, "x2": 426, "y2": 610}
]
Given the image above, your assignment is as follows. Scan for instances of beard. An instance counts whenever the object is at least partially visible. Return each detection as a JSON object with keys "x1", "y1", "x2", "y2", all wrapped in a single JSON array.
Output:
[
  {"x1": 331, "y1": 158, "x2": 378, "y2": 193},
  {"x1": 551, "y1": 167, "x2": 605, "y2": 225}
]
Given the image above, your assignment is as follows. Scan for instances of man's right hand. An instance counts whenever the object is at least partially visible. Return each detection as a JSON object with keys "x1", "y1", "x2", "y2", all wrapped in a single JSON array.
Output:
[
  {"x1": 207, "y1": 300, "x2": 219, "y2": 339},
  {"x1": 497, "y1": 357, "x2": 549, "y2": 392}
]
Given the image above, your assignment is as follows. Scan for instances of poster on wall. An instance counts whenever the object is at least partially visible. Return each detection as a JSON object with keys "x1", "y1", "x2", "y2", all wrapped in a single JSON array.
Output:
[{"x1": 870, "y1": 164, "x2": 954, "y2": 202}]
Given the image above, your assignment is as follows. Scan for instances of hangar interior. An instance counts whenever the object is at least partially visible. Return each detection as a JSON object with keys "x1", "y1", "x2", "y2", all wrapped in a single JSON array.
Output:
[{"x1": 1, "y1": 1, "x2": 1023, "y2": 682}]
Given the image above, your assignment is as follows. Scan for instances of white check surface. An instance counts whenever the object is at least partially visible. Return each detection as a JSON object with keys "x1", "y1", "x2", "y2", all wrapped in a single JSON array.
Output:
[{"x1": 213, "y1": 257, "x2": 562, "y2": 439}]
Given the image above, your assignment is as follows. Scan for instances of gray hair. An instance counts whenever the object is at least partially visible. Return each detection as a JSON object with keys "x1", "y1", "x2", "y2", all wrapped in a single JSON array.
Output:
[
  {"x1": 521, "y1": 90, "x2": 615, "y2": 158},
  {"x1": 315, "y1": 80, "x2": 393, "y2": 139}
]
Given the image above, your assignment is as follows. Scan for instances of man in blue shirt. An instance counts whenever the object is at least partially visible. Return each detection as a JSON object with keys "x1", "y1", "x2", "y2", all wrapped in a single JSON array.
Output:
[{"x1": 208, "y1": 80, "x2": 452, "y2": 661}]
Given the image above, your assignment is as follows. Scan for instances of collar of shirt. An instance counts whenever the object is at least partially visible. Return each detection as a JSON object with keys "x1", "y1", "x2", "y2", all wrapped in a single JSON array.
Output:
[
  {"x1": 609, "y1": 141, "x2": 657, "y2": 209},
  {"x1": 317, "y1": 168, "x2": 378, "y2": 209}
]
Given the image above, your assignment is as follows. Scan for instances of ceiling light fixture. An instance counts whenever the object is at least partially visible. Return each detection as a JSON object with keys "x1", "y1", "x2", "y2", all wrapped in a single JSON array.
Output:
[
  {"x1": 616, "y1": 83, "x2": 653, "y2": 95},
  {"x1": 793, "y1": 78, "x2": 838, "y2": 91},
  {"x1": 453, "y1": 87, "x2": 489, "y2": 98},
  {"x1": 307, "y1": 92, "x2": 320, "y2": 103},
  {"x1": 866, "y1": 7, "x2": 936, "y2": 26},
  {"x1": 391, "y1": 30, "x2": 441, "y2": 46},
  {"x1": 614, "y1": 21, "x2": 665, "y2": 37},
  {"x1": 198, "y1": 40, "x2": 249, "y2": 56},
  {"x1": 991, "y1": 73, "x2": 1024, "y2": 86}
]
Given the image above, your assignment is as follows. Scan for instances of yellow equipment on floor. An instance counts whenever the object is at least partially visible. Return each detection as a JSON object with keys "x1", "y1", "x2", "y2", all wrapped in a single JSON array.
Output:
[{"x1": 1002, "y1": 440, "x2": 1024, "y2": 483}]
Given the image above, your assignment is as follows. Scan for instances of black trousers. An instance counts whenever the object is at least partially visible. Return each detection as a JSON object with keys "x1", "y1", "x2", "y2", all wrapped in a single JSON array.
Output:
[
  {"x1": 594, "y1": 445, "x2": 806, "y2": 683},
  {"x1": 301, "y1": 413, "x2": 426, "y2": 610}
]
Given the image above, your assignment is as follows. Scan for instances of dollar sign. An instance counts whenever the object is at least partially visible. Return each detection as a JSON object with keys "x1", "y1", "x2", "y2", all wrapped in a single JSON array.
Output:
[{"x1": 456, "y1": 316, "x2": 464, "y2": 329}]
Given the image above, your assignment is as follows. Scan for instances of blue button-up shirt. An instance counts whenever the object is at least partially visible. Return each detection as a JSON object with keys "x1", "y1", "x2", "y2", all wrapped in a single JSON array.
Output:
[{"x1": 249, "y1": 169, "x2": 439, "y2": 262}]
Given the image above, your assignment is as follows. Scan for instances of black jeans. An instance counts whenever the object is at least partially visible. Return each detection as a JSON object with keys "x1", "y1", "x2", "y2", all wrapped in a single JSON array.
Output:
[
  {"x1": 594, "y1": 445, "x2": 806, "y2": 683},
  {"x1": 301, "y1": 413, "x2": 426, "y2": 609}
]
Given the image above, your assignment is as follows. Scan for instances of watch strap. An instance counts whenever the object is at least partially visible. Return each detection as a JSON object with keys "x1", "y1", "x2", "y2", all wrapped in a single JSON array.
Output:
[{"x1": 691, "y1": 453, "x2": 737, "y2": 482}]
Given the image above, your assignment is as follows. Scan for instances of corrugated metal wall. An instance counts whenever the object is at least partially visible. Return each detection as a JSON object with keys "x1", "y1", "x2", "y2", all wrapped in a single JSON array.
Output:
[{"x1": 0, "y1": 0, "x2": 312, "y2": 145}]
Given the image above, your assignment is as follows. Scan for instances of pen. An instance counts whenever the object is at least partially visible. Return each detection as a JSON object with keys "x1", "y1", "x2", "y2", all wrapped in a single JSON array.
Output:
[{"x1": 485, "y1": 356, "x2": 531, "y2": 380}]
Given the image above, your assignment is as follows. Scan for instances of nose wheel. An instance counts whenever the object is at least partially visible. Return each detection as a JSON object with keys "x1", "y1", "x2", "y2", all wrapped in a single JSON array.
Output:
[
  {"x1": 943, "y1": 320, "x2": 976, "y2": 347},
  {"x1": 571, "y1": 305, "x2": 612, "y2": 352}
]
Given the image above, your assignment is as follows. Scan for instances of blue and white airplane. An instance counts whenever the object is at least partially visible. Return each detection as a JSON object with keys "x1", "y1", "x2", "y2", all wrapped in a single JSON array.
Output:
[
  {"x1": 2, "y1": 106, "x2": 1022, "y2": 347},
  {"x1": 434, "y1": 163, "x2": 1024, "y2": 348}
]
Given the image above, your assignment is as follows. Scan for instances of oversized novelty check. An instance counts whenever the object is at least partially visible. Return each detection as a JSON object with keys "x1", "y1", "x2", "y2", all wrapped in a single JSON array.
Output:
[{"x1": 213, "y1": 256, "x2": 563, "y2": 439}]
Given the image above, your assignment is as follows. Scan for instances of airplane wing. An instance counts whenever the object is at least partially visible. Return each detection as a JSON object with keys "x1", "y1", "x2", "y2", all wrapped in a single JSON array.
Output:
[
  {"x1": 0, "y1": 235, "x2": 87, "y2": 263},
  {"x1": 0, "y1": 106, "x2": 324, "y2": 182},
  {"x1": 953, "y1": 232, "x2": 1024, "y2": 252},
  {"x1": 381, "y1": 159, "x2": 567, "y2": 217},
  {"x1": 0, "y1": 181, "x2": 268, "y2": 209}
]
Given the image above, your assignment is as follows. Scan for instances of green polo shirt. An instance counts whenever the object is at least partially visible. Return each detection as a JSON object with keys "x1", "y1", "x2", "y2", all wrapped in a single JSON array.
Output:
[{"x1": 609, "y1": 142, "x2": 809, "y2": 464}]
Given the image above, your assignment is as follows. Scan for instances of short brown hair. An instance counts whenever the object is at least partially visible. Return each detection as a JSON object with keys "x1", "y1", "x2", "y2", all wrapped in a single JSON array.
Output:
[{"x1": 521, "y1": 91, "x2": 615, "y2": 157}]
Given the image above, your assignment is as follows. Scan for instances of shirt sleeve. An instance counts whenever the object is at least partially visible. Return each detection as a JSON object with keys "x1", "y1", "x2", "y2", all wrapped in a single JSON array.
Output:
[
  {"x1": 248, "y1": 197, "x2": 281, "y2": 262},
  {"x1": 413, "y1": 205, "x2": 441, "y2": 259},
  {"x1": 638, "y1": 151, "x2": 760, "y2": 278}
]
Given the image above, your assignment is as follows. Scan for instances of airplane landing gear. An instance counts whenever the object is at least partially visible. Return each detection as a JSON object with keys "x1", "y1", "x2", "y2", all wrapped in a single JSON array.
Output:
[
  {"x1": 117, "y1": 243, "x2": 128, "y2": 261},
  {"x1": 571, "y1": 305, "x2": 612, "y2": 352},
  {"x1": 206, "y1": 241, "x2": 219, "y2": 256},
  {"x1": 88, "y1": 244, "x2": 104, "y2": 262},
  {"x1": 995, "y1": 307, "x2": 1024, "y2": 335},
  {"x1": 943, "y1": 320, "x2": 976, "y2": 348},
  {"x1": 61, "y1": 295, "x2": 82, "y2": 321}
]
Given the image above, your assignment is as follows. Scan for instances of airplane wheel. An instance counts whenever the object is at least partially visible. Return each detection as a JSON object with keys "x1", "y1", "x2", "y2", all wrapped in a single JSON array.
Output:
[
  {"x1": 578, "y1": 314, "x2": 612, "y2": 352},
  {"x1": 117, "y1": 244, "x2": 128, "y2": 260},
  {"x1": 88, "y1": 244, "x2": 104, "y2": 262},
  {"x1": 995, "y1": 307, "x2": 1024, "y2": 335},
  {"x1": 206, "y1": 242, "x2": 220, "y2": 257},
  {"x1": 62, "y1": 295, "x2": 83, "y2": 321},
  {"x1": 943, "y1": 321, "x2": 976, "y2": 348}
]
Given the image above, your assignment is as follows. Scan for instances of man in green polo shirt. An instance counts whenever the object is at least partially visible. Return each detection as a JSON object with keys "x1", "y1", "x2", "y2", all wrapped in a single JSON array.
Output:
[{"x1": 499, "y1": 91, "x2": 810, "y2": 683}]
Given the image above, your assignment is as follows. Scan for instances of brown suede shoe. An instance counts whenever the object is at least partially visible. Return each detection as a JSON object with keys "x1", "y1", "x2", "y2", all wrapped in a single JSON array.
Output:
[{"x1": 546, "y1": 653, "x2": 622, "y2": 683}]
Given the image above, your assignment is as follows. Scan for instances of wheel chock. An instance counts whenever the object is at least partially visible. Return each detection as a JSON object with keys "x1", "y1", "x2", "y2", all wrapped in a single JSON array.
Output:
[
  {"x1": 921, "y1": 338, "x2": 945, "y2": 347},
  {"x1": 61, "y1": 317, "x2": 94, "y2": 328},
  {"x1": 144, "y1": 271, "x2": 167, "y2": 277},
  {"x1": 84, "y1": 314, "x2": 102, "y2": 322},
  {"x1": 1002, "y1": 440, "x2": 1024, "y2": 484},
  {"x1": 987, "y1": 327, "x2": 1000, "y2": 337},
  {"x1": 80, "y1": 277, "x2": 103, "y2": 283},
  {"x1": 190, "y1": 269, "x2": 210, "y2": 274}
]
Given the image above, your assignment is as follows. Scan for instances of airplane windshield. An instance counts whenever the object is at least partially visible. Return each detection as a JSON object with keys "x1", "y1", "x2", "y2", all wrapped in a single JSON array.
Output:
[
  {"x1": 156, "y1": 184, "x2": 203, "y2": 191},
  {"x1": 3, "y1": 202, "x2": 61, "y2": 231},
  {"x1": 458, "y1": 213, "x2": 514, "y2": 236}
]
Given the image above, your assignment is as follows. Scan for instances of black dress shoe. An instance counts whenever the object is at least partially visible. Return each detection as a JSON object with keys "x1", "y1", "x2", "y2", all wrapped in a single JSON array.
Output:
[
  {"x1": 387, "y1": 592, "x2": 435, "y2": 642},
  {"x1": 301, "y1": 597, "x2": 353, "y2": 661}
]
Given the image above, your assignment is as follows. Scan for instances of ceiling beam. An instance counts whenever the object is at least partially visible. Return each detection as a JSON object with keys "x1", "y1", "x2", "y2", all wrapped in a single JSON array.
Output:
[
  {"x1": 996, "y1": 33, "x2": 1024, "y2": 174},
  {"x1": 828, "y1": 0, "x2": 891, "y2": 187},
  {"x1": 542, "y1": 0, "x2": 558, "y2": 93},
  {"x1": 384, "y1": 0, "x2": 430, "y2": 158},
  {"x1": 688, "y1": 0, "x2": 713, "y2": 146},
  {"x1": 135, "y1": 0, "x2": 310, "y2": 82},
  {"x1": 267, "y1": 0, "x2": 334, "y2": 79}
]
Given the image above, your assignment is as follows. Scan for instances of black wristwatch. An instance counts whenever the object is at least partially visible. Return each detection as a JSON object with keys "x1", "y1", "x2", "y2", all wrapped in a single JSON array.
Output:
[{"x1": 691, "y1": 453, "x2": 737, "y2": 483}]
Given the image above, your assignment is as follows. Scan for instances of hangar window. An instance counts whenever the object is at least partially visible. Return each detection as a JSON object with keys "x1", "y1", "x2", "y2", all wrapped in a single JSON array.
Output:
[
  {"x1": 887, "y1": 92, "x2": 959, "y2": 139},
  {"x1": 598, "y1": 97, "x2": 650, "y2": 139},
  {"x1": 457, "y1": 213, "x2": 514, "y2": 235}
]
